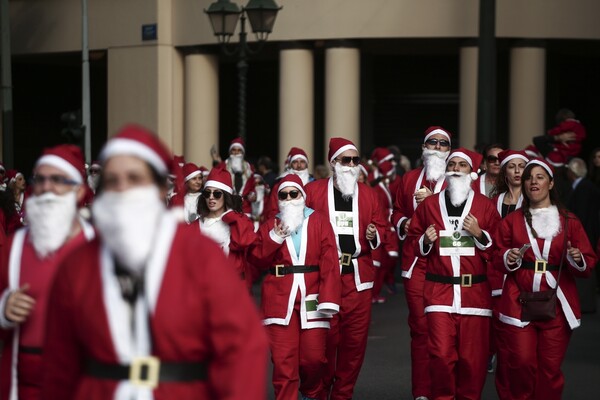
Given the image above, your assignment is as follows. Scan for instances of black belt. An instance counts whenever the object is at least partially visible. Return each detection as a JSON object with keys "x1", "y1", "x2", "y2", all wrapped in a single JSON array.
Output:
[
  {"x1": 86, "y1": 357, "x2": 207, "y2": 387},
  {"x1": 19, "y1": 346, "x2": 42, "y2": 355},
  {"x1": 269, "y1": 265, "x2": 319, "y2": 277},
  {"x1": 341, "y1": 265, "x2": 355, "y2": 274},
  {"x1": 426, "y1": 272, "x2": 487, "y2": 287},
  {"x1": 521, "y1": 261, "x2": 559, "y2": 273}
]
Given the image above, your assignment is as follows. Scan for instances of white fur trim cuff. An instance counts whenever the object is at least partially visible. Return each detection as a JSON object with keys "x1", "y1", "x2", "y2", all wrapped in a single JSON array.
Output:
[
  {"x1": 269, "y1": 229, "x2": 286, "y2": 244},
  {"x1": 317, "y1": 302, "x2": 340, "y2": 315},
  {"x1": 504, "y1": 250, "x2": 522, "y2": 272},
  {"x1": 419, "y1": 234, "x2": 432, "y2": 256}
]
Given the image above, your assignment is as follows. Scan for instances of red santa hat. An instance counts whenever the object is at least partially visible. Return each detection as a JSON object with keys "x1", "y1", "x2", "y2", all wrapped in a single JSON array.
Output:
[
  {"x1": 523, "y1": 145, "x2": 541, "y2": 159},
  {"x1": 182, "y1": 162, "x2": 202, "y2": 182},
  {"x1": 498, "y1": 150, "x2": 529, "y2": 168},
  {"x1": 424, "y1": 126, "x2": 452, "y2": 144},
  {"x1": 204, "y1": 167, "x2": 233, "y2": 194},
  {"x1": 35, "y1": 144, "x2": 86, "y2": 184},
  {"x1": 527, "y1": 157, "x2": 554, "y2": 178},
  {"x1": 378, "y1": 160, "x2": 395, "y2": 177},
  {"x1": 370, "y1": 147, "x2": 394, "y2": 165},
  {"x1": 447, "y1": 147, "x2": 482, "y2": 180},
  {"x1": 545, "y1": 152, "x2": 566, "y2": 168},
  {"x1": 277, "y1": 173, "x2": 306, "y2": 199},
  {"x1": 5, "y1": 169, "x2": 23, "y2": 184},
  {"x1": 358, "y1": 162, "x2": 370, "y2": 178},
  {"x1": 199, "y1": 165, "x2": 209, "y2": 177},
  {"x1": 100, "y1": 124, "x2": 173, "y2": 176},
  {"x1": 229, "y1": 137, "x2": 245, "y2": 153},
  {"x1": 328, "y1": 137, "x2": 358, "y2": 163},
  {"x1": 287, "y1": 147, "x2": 309, "y2": 164},
  {"x1": 173, "y1": 155, "x2": 185, "y2": 168}
]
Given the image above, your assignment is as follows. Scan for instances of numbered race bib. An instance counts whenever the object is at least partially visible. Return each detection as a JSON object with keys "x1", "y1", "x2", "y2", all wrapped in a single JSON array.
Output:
[
  {"x1": 334, "y1": 211, "x2": 354, "y2": 235},
  {"x1": 439, "y1": 230, "x2": 475, "y2": 256}
]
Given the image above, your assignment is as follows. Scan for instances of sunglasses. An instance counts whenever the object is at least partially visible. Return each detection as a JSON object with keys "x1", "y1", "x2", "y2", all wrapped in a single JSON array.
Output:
[
  {"x1": 425, "y1": 138, "x2": 450, "y2": 147},
  {"x1": 486, "y1": 155, "x2": 500, "y2": 164},
  {"x1": 202, "y1": 190, "x2": 223, "y2": 200},
  {"x1": 278, "y1": 190, "x2": 301, "y2": 201},
  {"x1": 89, "y1": 168, "x2": 101, "y2": 175},
  {"x1": 335, "y1": 156, "x2": 361, "y2": 166}
]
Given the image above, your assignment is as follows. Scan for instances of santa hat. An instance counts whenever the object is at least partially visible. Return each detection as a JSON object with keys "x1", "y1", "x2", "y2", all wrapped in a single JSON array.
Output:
[
  {"x1": 523, "y1": 145, "x2": 541, "y2": 159},
  {"x1": 173, "y1": 155, "x2": 185, "y2": 168},
  {"x1": 358, "y1": 162, "x2": 370, "y2": 178},
  {"x1": 378, "y1": 160, "x2": 395, "y2": 177},
  {"x1": 498, "y1": 150, "x2": 529, "y2": 168},
  {"x1": 5, "y1": 169, "x2": 23, "y2": 184},
  {"x1": 287, "y1": 147, "x2": 309, "y2": 164},
  {"x1": 328, "y1": 137, "x2": 358, "y2": 163},
  {"x1": 370, "y1": 147, "x2": 394, "y2": 165},
  {"x1": 424, "y1": 126, "x2": 452, "y2": 144},
  {"x1": 545, "y1": 152, "x2": 566, "y2": 168},
  {"x1": 100, "y1": 124, "x2": 172, "y2": 176},
  {"x1": 447, "y1": 147, "x2": 482, "y2": 180},
  {"x1": 229, "y1": 137, "x2": 245, "y2": 153},
  {"x1": 199, "y1": 165, "x2": 209, "y2": 177},
  {"x1": 182, "y1": 162, "x2": 202, "y2": 183},
  {"x1": 35, "y1": 144, "x2": 86, "y2": 184},
  {"x1": 527, "y1": 157, "x2": 554, "y2": 178},
  {"x1": 89, "y1": 160, "x2": 101, "y2": 170},
  {"x1": 204, "y1": 167, "x2": 233, "y2": 194},
  {"x1": 277, "y1": 173, "x2": 306, "y2": 199}
]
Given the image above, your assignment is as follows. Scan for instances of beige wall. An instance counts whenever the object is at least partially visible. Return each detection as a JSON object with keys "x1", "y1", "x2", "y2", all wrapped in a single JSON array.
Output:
[{"x1": 9, "y1": 0, "x2": 600, "y2": 55}]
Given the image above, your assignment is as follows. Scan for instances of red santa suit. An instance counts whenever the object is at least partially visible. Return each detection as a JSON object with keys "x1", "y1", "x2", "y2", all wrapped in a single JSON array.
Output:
[
  {"x1": 409, "y1": 188, "x2": 501, "y2": 400},
  {"x1": 0, "y1": 220, "x2": 95, "y2": 400},
  {"x1": 390, "y1": 164, "x2": 446, "y2": 400},
  {"x1": 492, "y1": 208, "x2": 596, "y2": 400},
  {"x1": 224, "y1": 158, "x2": 257, "y2": 216},
  {"x1": 250, "y1": 196, "x2": 341, "y2": 399},
  {"x1": 40, "y1": 213, "x2": 268, "y2": 400},
  {"x1": 304, "y1": 176, "x2": 386, "y2": 400},
  {"x1": 547, "y1": 118, "x2": 586, "y2": 160}
]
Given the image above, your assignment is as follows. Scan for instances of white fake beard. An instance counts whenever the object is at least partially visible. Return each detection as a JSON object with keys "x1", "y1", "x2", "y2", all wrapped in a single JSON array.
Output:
[
  {"x1": 26, "y1": 191, "x2": 78, "y2": 259},
  {"x1": 423, "y1": 149, "x2": 449, "y2": 182},
  {"x1": 230, "y1": 154, "x2": 244, "y2": 173},
  {"x1": 445, "y1": 171, "x2": 473, "y2": 207},
  {"x1": 87, "y1": 174, "x2": 100, "y2": 192},
  {"x1": 278, "y1": 197, "x2": 306, "y2": 233},
  {"x1": 184, "y1": 192, "x2": 201, "y2": 223},
  {"x1": 201, "y1": 217, "x2": 231, "y2": 255},
  {"x1": 530, "y1": 205, "x2": 561, "y2": 240},
  {"x1": 292, "y1": 168, "x2": 310, "y2": 185},
  {"x1": 93, "y1": 186, "x2": 165, "y2": 274},
  {"x1": 334, "y1": 163, "x2": 359, "y2": 200}
]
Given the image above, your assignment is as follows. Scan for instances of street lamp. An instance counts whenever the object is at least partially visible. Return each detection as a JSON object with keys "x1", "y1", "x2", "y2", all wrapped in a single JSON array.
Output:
[{"x1": 205, "y1": 0, "x2": 282, "y2": 142}]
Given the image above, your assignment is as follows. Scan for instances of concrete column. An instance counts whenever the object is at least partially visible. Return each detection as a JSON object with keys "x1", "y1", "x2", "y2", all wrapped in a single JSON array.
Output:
[
  {"x1": 325, "y1": 45, "x2": 360, "y2": 163},
  {"x1": 509, "y1": 44, "x2": 546, "y2": 150},
  {"x1": 279, "y1": 46, "x2": 313, "y2": 172},
  {"x1": 459, "y1": 44, "x2": 478, "y2": 150},
  {"x1": 184, "y1": 53, "x2": 219, "y2": 168},
  {"x1": 171, "y1": 48, "x2": 185, "y2": 156}
]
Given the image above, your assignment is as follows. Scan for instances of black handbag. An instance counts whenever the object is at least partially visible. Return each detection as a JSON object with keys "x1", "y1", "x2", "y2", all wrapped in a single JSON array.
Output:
[{"x1": 517, "y1": 215, "x2": 568, "y2": 322}]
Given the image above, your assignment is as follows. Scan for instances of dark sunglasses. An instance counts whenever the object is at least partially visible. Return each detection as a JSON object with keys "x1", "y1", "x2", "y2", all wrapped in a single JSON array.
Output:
[
  {"x1": 486, "y1": 155, "x2": 500, "y2": 163},
  {"x1": 202, "y1": 190, "x2": 223, "y2": 199},
  {"x1": 335, "y1": 156, "x2": 361, "y2": 166},
  {"x1": 31, "y1": 174, "x2": 78, "y2": 186},
  {"x1": 278, "y1": 190, "x2": 301, "y2": 201},
  {"x1": 425, "y1": 138, "x2": 450, "y2": 147},
  {"x1": 89, "y1": 168, "x2": 101, "y2": 175}
]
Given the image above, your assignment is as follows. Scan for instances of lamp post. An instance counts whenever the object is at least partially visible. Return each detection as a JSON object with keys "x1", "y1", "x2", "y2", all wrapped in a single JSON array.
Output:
[{"x1": 205, "y1": 0, "x2": 281, "y2": 142}]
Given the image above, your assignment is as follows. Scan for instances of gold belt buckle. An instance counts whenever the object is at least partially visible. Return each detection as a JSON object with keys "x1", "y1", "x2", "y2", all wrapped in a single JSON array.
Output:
[
  {"x1": 130, "y1": 356, "x2": 160, "y2": 389},
  {"x1": 461, "y1": 274, "x2": 472, "y2": 288},
  {"x1": 340, "y1": 253, "x2": 352, "y2": 267},
  {"x1": 534, "y1": 260, "x2": 547, "y2": 274},
  {"x1": 275, "y1": 264, "x2": 285, "y2": 277}
]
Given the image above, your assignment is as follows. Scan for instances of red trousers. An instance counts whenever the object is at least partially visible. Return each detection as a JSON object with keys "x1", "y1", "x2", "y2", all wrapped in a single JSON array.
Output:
[
  {"x1": 266, "y1": 306, "x2": 328, "y2": 400},
  {"x1": 322, "y1": 274, "x2": 372, "y2": 400},
  {"x1": 372, "y1": 252, "x2": 397, "y2": 299},
  {"x1": 427, "y1": 312, "x2": 490, "y2": 400},
  {"x1": 404, "y1": 264, "x2": 431, "y2": 399},
  {"x1": 497, "y1": 312, "x2": 572, "y2": 400}
]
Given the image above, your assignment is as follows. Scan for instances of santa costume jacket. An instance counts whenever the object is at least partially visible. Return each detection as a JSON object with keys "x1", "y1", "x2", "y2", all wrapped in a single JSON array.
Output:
[
  {"x1": 492, "y1": 209, "x2": 596, "y2": 329},
  {"x1": 250, "y1": 209, "x2": 341, "y2": 327},
  {"x1": 40, "y1": 214, "x2": 268, "y2": 400}
]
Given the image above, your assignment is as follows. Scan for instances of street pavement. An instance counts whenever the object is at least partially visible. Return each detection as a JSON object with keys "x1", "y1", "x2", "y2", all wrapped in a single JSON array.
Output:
[{"x1": 264, "y1": 283, "x2": 600, "y2": 399}]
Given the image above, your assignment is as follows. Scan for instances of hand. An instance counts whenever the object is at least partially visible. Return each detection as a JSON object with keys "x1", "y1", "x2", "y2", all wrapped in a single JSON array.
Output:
[
  {"x1": 273, "y1": 220, "x2": 290, "y2": 238},
  {"x1": 556, "y1": 131, "x2": 576, "y2": 144},
  {"x1": 506, "y1": 248, "x2": 522, "y2": 265},
  {"x1": 567, "y1": 241, "x2": 583, "y2": 264},
  {"x1": 423, "y1": 224, "x2": 437, "y2": 245},
  {"x1": 463, "y1": 213, "x2": 482, "y2": 239},
  {"x1": 414, "y1": 187, "x2": 433, "y2": 204},
  {"x1": 402, "y1": 218, "x2": 412, "y2": 235},
  {"x1": 5, "y1": 284, "x2": 35, "y2": 324},
  {"x1": 247, "y1": 192, "x2": 257, "y2": 202},
  {"x1": 366, "y1": 224, "x2": 377, "y2": 241}
]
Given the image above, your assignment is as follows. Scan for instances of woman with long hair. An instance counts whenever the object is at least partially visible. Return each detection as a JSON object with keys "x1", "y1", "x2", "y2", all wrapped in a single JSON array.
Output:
[
  {"x1": 493, "y1": 158, "x2": 596, "y2": 400},
  {"x1": 197, "y1": 167, "x2": 257, "y2": 288}
]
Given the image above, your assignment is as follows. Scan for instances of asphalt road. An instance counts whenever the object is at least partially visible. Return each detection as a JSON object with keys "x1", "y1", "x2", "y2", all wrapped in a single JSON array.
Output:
[{"x1": 263, "y1": 283, "x2": 600, "y2": 399}]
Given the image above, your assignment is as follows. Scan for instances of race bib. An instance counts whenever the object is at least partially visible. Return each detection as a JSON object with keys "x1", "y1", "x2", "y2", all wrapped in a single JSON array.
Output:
[
  {"x1": 439, "y1": 230, "x2": 475, "y2": 256},
  {"x1": 334, "y1": 211, "x2": 354, "y2": 235}
]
